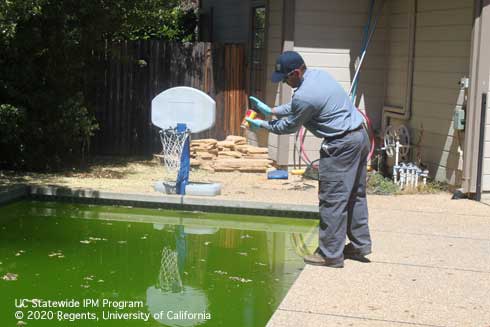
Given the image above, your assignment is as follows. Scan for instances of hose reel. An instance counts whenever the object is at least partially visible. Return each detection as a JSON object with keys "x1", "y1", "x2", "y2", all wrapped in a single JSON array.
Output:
[{"x1": 383, "y1": 125, "x2": 410, "y2": 158}]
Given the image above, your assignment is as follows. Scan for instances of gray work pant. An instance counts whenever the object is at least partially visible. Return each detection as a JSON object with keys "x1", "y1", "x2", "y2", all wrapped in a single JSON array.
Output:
[{"x1": 318, "y1": 128, "x2": 372, "y2": 261}]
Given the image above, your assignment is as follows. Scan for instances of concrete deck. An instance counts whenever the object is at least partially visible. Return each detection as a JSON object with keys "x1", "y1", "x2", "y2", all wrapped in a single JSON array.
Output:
[
  {"x1": 481, "y1": 193, "x2": 490, "y2": 207},
  {"x1": 267, "y1": 198, "x2": 490, "y2": 327}
]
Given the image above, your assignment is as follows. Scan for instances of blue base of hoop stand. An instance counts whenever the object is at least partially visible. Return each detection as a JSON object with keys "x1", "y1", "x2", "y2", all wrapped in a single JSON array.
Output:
[{"x1": 175, "y1": 123, "x2": 190, "y2": 195}]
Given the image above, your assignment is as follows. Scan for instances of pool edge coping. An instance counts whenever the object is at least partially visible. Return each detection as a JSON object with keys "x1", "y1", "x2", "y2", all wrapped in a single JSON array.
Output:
[
  {"x1": 1, "y1": 184, "x2": 318, "y2": 219},
  {"x1": 0, "y1": 184, "x2": 29, "y2": 206}
]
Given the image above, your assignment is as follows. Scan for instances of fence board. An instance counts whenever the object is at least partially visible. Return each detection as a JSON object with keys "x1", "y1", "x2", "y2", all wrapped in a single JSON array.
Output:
[{"x1": 87, "y1": 41, "x2": 245, "y2": 156}]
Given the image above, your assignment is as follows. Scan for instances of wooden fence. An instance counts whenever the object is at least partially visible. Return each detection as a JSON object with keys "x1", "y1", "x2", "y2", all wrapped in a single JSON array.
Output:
[{"x1": 85, "y1": 41, "x2": 247, "y2": 156}]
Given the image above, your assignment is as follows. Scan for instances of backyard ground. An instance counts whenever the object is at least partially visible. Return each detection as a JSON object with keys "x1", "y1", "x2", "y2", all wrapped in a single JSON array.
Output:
[
  {"x1": 0, "y1": 157, "x2": 319, "y2": 205},
  {"x1": 0, "y1": 157, "x2": 482, "y2": 211},
  {"x1": 0, "y1": 158, "x2": 460, "y2": 206}
]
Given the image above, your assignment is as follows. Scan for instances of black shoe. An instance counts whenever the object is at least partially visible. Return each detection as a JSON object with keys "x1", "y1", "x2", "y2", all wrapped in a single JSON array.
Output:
[
  {"x1": 343, "y1": 243, "x2": 371, "y2": 263},
  {"x1": 303, "y1": 253, "x2": 344, "y2": 268}
]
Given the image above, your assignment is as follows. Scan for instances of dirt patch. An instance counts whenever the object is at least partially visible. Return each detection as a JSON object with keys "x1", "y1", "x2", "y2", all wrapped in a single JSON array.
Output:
[
  {"x1": 0, "y1": 159, "x2": 320, "y2": 205},
  {"x1": 1, "y1": 158, "x2": 455, "y2": 208}
]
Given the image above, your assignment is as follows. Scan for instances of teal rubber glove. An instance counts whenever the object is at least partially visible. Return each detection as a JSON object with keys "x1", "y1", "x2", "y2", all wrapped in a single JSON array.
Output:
[
  {"x1": 245, "y1": 117, "x2": 267, "y2": 130},
  {"x1": 249, "y1": 96, "x2": 272, "y2": 116}
]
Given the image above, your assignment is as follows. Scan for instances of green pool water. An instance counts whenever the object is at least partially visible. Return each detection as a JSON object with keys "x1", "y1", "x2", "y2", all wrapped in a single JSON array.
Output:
[{"x1": 0, "y1": 200, "x2": 317, "y2": 327}]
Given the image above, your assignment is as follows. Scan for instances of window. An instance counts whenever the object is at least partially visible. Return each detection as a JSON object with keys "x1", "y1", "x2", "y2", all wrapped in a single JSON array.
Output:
[{"x1": 250, "y1": 6, "x2": 266, "y2": 98}]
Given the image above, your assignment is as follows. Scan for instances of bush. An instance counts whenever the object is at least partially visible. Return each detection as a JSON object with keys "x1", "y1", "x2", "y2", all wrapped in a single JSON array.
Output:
[
  {"x1": 0, "y1": 104, "x2": 26, "y2": 168},
  {"x1": 367, "y1": 172, "x2": 400, "y2": 195},
  {"x1": 23, "y1": 93, "x2": 99, "y2": 171},
  {"x1": 56, "y1": 93, "x2": 99, "y2": 159},
  {"x1": 0, "y1": 0, "x2": 196, "y2": 171},
  {"x1": 0, "y1": 95, "x2": 98, "y2": 171},
  {"x1": 417, "y1": 180, "x2": 449, "y2": 194}
]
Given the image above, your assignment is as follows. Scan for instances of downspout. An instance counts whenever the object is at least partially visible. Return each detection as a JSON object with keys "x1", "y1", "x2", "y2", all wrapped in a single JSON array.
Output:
[
  {"x1": 267, "y1": 0, "x2": 295, "y2": 166},
  {"x1": 381, "y1": 0, "x2": 417, "y2": 130},
  {"x1": 349, "y1": 0, "x2": 376, "y2": 101},
  {"x1": 278, "y1": 0, "x2": 295, "y2": 164},
  {"x1": 475, "y1": 93, "x2": 487, "y2": 200}
]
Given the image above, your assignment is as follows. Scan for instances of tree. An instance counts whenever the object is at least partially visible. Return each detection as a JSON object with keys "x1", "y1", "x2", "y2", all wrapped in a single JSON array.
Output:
[{"x1": 0, "y1": 0, "x2": 198, "y2": 170}]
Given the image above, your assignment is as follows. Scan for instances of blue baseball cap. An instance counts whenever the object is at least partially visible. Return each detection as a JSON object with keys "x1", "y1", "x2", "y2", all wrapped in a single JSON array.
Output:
[{"x1": 271, "y1": 51, "x2": 305, "y2": 83}]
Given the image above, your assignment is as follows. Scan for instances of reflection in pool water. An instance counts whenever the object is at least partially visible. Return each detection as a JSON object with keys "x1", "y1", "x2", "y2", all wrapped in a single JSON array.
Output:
[{"x1": 0, "y1": 201, "x2": 317, "y2": 326}]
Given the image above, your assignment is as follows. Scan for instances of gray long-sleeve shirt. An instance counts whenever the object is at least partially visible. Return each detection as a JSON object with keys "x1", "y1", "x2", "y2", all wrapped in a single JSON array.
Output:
[{"x1": 264, "y1": 69, "x2": 364, "y2": 138}]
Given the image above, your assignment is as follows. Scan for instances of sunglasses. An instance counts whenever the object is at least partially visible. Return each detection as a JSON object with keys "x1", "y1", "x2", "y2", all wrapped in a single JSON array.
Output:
[{"x1": 282, "y1": 70, "x2": 296, "y2": 83}]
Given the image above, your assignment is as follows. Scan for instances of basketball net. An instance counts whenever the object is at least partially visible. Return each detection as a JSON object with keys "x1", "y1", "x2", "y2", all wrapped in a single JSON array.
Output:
[
  {"x1": 159, "y1": 128, "x2": 190, "y2": 174},
  {"x1": 290, "y1": 231, "x2": 317, "y2": 257},
  {"x1": 157, "y1": 246, "x2": 183, "y2": 293}
]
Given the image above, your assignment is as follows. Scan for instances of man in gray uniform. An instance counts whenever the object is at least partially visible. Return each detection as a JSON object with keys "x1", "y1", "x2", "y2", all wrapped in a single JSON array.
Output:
[{"x1": 246, "y1": 51, "x2": 372, "y2": 268}]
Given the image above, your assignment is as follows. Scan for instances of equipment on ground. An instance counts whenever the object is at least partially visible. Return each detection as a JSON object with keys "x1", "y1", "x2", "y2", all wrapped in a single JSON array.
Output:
[
  {"x1": 382, "y1": 125, "x2": 410, "y2": 159},
  {"x1": 381, "y1": 124, "x2": 429, "y2": 189},
  {"x1": 151, "y1": 87, "x2": 221, "y2": 196},
  {"x1": 267, "y1": 169, "x2": 288, "y2": 179},
  {"x1": 291, "y1": 169, "x2": 305, "y2": 175},
  {"x1": 304, "y1": 159, "x2": 320, "y2": 180},
  {"x1": 152, "y1": 86, "x2": 216, "y2": 133},
  {"x1": 159, "y1": 123, "x2": 190, "y2": 178}
]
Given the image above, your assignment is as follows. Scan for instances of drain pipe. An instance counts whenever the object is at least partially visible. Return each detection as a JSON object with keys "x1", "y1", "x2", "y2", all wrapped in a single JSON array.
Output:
[
  {"x1": 350, "y1": 0, "x2": 376, "y2": 102},
  {"x1": 381, "y1": 0, "x2": 417, "y2": 131},
  {"x1": 475, "y1": 93, "x2": 487, "y2": 201},
  {"x1": 349, "y1": 0, "x2": 385, "y2": 96},
  {"x1": 349, "y1": 0, "x2": 385, "y2": 161}
]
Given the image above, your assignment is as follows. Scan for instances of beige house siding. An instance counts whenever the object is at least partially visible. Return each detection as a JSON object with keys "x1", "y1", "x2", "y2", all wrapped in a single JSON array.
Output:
[
  {"x1": 383, "y1": 0, "x2": 411, "y2": 110},
  {"x1": 264, "y1": 0, "x2": 284, "y2": 107},
  {"x1": 201, "y1": 0, "x2": 480, "y2": 187},
  {"x1": 267, "y1": 0, "x2": 388, "y2": 165},
  {"x1": 262, "y1": 0, "x2": 288, "y2": 158},
  {"x1": 247, "y1": 0, "x2": 282, "y2": 151},
  {"x1": 405, "y1": 0, "x2": 473, "y2": 186},
  {"x1": 484, "y1": 78, "x2": 490, "y2": 191},
  {"x1": 381, "y1": 0, "x2": 413, "y2": 173}
]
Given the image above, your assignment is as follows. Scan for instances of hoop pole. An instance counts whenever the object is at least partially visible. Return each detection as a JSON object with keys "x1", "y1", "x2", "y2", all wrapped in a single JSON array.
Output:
[{"x1": 175, "y1": 123, "x2": 190, "y2": 195}]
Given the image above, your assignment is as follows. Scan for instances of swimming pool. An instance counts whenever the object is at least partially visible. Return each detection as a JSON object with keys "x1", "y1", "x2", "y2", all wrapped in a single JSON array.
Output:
[{"x1": 0, "y1": 200, "x2": 317, "y2": 326}]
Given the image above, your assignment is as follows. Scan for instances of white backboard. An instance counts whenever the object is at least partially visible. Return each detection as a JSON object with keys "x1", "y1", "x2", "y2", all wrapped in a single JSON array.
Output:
[{"x1": 151, "y1": 87, "x2": 216, "y2": 133}]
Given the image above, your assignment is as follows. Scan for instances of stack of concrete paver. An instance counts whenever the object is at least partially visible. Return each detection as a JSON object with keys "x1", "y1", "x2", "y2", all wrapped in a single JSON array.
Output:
[{"x1": 190, "y1": 135, "x2": 273, "y2": 172}]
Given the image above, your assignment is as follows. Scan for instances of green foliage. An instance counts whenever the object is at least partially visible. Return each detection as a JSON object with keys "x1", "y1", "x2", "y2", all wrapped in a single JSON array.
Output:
[
  {"x1": 0, "y1": 0, "x2": 196, "y2": 45},
  {"x1": 34, "y1": 93, "x2": 99, "y2": 170},
  {"x1": 0, "y1": 0, "x2": 196, "y2": 170},
  {"x1": 0, "y1": 104, "x2": 24, "y2": 144},
  {"x1": 0, "y1": 96, "x2": 98, "y2": 171},
  {"x1": 367, "y1": 172, "x2": 449, "y2": 195},
  {"x1": 0, "y1": 0, "x2": 45, "y2": 45},
  {"x1": 116, "y1": 1, "x2": 197, "y2": 41},
  {"x1": 367, "y1": 172, "x2": 400, "y2": 195},
  {"x1": 416, "y1": 180, "x2": 449, "y2": 194},
  {"x1": 0, "y1": 104, "x2": 26, "y2": 168}
]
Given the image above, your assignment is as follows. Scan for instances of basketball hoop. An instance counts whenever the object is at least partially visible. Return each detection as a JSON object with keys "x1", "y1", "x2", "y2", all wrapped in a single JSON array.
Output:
[
  {"x1": 151, "y1": 87, "x2": 217, "y2": 195},
  {"x1": 157, "y1": 246, "x2": 183, "y2": 293},
  {"x1": 159, "y1": 127, "x2": 190, "y2": 173},
  {"x1": 158, "y1": 123, "x2": 191, "y2": 195}
]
